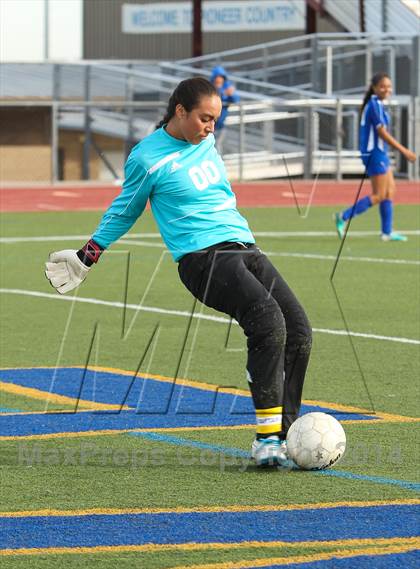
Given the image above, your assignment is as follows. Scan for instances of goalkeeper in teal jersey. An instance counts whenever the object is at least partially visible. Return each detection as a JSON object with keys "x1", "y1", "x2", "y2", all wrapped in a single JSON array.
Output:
[
  {"x1": 45, "y1": 78, "x2": 312, "y2": 468},
  {"x1": 91, "y1": 103, "x2": 253, "y2": 260}
]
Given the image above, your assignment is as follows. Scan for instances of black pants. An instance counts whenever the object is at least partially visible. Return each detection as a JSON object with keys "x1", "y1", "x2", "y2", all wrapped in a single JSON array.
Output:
[{"x1": 178, "y1": 242, "x2": 312, "y2": 436}]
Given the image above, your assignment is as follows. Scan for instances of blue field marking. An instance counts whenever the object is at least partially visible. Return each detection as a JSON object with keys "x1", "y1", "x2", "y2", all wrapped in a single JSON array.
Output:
[
  {"x1": 0, "y1": 367, "x2": 379, "y2": 437},
  {"x1": 0, "y1": 367, "x2": 377, "y2": 420},
  {"x1": 129, "y1": 432, "x2": 420, "y2": 492},
  {"x1": 259, "y1": 550, "x2": 420, "y2": 568},
  {"x1": 0, "y1": 504, "x2": 418, "y2": 550},
  {"x1": 0, "y1": 407, "x2": 21, "y2": 413},
  {"x1": 0, "y1": 409, "x2": 250, "y2": 437},
  {"x1": 316, "y1": 469, "x2": 420, "y2": 493}
]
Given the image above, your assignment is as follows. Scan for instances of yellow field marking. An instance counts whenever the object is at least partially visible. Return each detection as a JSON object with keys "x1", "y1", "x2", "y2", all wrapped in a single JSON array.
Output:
[
  {"x1": 0, "y1": 409, "x2": 105, "y2": 417},
  {"x1": 0, "y1": 365, "x2": 246, "y2": 397},
  {"x1": 61, "y1": 366, "x2": 420, "y2": 423},
  {"x1": 168, "y1": 542, "x2": 420, "y2": 569},
  {"x1": 1, "y1": 498, "x2": 418, "y2": 518},
  {"x1": 0, "y1": 423, "x2": 255, "y2": 441},
  {"x1": 82, "y1": 365, "x2": 247, "y2": 396},
  {"x1": 0, "y1": 417, "x2": 396, "y2": 441},
  {"x1": 0, "y1": 381, "x2": 130, "y2": 412},
  {"x1": 0, "y1": 536, "x2": 418, "y2": 558},
  {"x1": 1, "y1": 366, "x2": 418, "y2": 423},
  {"x1": 305, "y1": 399, "x2": 420, "y2": 424}
]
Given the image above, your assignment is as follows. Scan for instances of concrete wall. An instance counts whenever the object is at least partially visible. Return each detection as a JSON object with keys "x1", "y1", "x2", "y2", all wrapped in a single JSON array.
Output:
[
  {"x1": 0, "y1": 108, "x2": 51, "y2": 181},
  {"x1": 0, "y1": 108, "x2": 123, "y2": 182}
]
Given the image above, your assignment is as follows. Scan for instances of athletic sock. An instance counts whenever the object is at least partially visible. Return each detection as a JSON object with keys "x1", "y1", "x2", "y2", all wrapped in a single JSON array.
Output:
[
  {"x1": 342, "y1": 195, "x2": 372, "y2": 221},
  {"x1": 255, "y1": 406, "x2": 282, "y2": 439},
  {"x1": 379, "y1": 199, "x2": 393, "y2": 235}
]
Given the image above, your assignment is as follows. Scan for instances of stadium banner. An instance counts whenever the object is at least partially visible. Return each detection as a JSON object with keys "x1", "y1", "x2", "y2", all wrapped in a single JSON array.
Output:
[{"x1": 122, "y1": 1, "x2": 305, "y2": 34}]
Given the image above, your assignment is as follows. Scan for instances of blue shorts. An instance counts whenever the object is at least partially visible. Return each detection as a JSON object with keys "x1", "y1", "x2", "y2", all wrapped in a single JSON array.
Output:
[{"x1": 362, "y1": 151, "x2": 390, "y2": 177}]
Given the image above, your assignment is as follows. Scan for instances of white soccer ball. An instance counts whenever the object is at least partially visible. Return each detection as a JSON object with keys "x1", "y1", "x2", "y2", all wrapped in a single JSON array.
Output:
[{"x1": 286, "y1": 412, "x2": 346, "y2": 470}]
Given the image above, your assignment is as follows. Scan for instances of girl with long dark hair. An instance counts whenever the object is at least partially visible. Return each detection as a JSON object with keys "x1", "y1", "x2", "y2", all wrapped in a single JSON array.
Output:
[
  {"x1": 335, "y1": 72, "x2": 417, "y2": 241},
  {"x1": 45, "y1": 77, "x2": 312, "y2": 468}
]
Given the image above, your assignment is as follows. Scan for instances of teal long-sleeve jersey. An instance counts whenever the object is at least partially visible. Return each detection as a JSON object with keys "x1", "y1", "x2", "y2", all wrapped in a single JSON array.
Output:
[{"x1": 92, "y1": 127, "x2": 254, "y2": 261}]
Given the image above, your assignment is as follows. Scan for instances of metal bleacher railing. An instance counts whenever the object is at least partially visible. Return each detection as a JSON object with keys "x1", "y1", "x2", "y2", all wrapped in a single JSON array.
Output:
[
  {"x1": 161, "y1": 32, "x2": 420, "y2": 180},
  {"x1": 172, "y1": 33, "x2": 420, "y2": 96},
  {"x1": 1, "y1": 33, "x2": 419, "y2": 182}
]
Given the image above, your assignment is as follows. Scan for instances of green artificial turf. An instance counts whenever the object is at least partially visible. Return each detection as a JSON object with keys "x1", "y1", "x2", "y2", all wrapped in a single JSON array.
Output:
[{"x1": 0, "y1": 205, "x2": 418, "y2": 568}]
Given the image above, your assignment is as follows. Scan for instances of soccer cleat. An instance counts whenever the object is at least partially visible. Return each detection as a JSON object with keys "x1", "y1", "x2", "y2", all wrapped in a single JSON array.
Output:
[
  {"x1": 251, "y1": 436, "x2": 296, "y2": 468},
  {"x1": 334, "y1": 213, "x2": 347, "y2": 240},
  {"x1": 277, "y1": 439, "x2": 297, "y2": 469},
  {"x1": 381, "y1": 232, "x2": 408, "y2": 242}
]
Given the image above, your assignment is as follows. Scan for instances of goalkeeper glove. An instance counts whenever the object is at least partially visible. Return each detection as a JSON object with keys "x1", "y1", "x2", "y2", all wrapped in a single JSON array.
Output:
[{"x1": 45, "y1": 239, "x2": 103, "y2": 294}]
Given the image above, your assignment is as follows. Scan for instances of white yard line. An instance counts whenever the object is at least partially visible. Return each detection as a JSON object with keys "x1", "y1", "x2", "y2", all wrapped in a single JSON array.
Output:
[
  {"x1": 1, "y1": 288, "x2": 419, "y2": 346},
  {"x1": 0, "y1": 234, "x2": 161, "y2": 243},
  {"x1": 2, "y1": 229, "x2": 420, "y2": 244},
  {"x1": 253, "y1": 230, "x2": 420, "y2": 237},
  {"x1": 1, "y1": 234, "x2": 418, "y2": 266},
  {"x1": 265, "y1": 251, "x2": 420, "y2": 266}
]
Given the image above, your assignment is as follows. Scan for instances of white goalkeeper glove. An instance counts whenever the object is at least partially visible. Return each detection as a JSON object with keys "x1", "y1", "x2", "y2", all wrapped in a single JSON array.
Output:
[
  {"x1": 45, "y1": 240, "x2": 103, "y2": 295},
  {"x1": 45, "y1": 250, "x2": 90, "y2": 294}
]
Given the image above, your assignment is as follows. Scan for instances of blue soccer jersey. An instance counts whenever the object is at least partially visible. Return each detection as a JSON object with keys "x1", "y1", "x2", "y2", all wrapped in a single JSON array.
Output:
[
  {"x1": 359, "y1": 95, "x2": 390, "y2": 158},
  {"x1": 92, "y1": 128, "x2": 254, "y2": 261}
]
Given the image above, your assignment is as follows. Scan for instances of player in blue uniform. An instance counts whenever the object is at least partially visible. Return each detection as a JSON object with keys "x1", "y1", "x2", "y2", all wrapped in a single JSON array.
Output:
[
  {"x1": 335, "y1": 72, "x2": 416, "y2": 241},
  {"x1": 45, "y1": 78, "x2": 312, "y2": 468},
  {"x1": 210, "y1": 66, "x2": 240, "y2": 153},
  {"x1": 210, "y1": 66, "x2": 240, "y2": 132}
]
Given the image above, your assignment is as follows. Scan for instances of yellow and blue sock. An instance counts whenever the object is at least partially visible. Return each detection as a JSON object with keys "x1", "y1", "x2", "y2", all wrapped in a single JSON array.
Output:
[{"x1": 256, "y1": 406, "x2": 282, "y2": 440}]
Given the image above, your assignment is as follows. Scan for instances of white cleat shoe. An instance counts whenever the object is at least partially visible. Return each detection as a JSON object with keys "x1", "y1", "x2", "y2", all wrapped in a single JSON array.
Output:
[
  {"x1": 381, "y1": 232, "x2": 408, "y2": 242},
  {"x1": 251, "y1": 436, "x2": 296, "y2": 468}
]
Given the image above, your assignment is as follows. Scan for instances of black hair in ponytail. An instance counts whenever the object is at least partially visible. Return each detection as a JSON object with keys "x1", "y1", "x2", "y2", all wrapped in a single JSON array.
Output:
[
  {"x1": 156, "y1": 77, "x2": 218, "y2": 129},
  {"x1": 361, "y1": 72, "x2": 390, "y2": 113}
]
